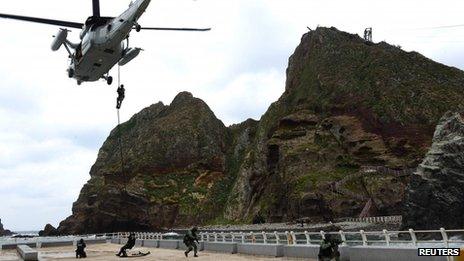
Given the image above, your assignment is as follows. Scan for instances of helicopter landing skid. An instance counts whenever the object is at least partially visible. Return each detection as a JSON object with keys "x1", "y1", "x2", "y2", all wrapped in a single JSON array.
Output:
[{"x1": 101, "y1": 74, "x2": 113, "y2": 85}]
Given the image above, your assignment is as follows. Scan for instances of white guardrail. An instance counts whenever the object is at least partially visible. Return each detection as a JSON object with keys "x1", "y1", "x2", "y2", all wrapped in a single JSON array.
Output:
[
  {"x1": 337, "y1": 215, "x2": 402, "y2": 224},
  {"x1": 106, "y1": 227, "x2": 464, "y2": 247}
]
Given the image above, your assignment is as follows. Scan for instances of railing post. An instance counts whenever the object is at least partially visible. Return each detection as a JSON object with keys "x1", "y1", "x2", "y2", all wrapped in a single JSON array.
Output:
[
  {"x1": 339, "y1": 230, "x2": 347, "y2": 246},
  {"x1": 440, "y1": 228, "x2": 449, "y2": 248},
  {"x1": 231, "y1": 232, "x2": 235, "y2": 243},
  {"x1": 251, "y1": 232, "x2": 256, "y2": 244},
  {"x1": 160, "y1": 233, "x2": 163, "y2": 240},
  {"x1": 262, "y1": 231, "x2": 267, "y2": 244},
  {"x1": 274, "y1": 231, "x2": 280, "y2": 244},
  {"x1": 304, "y1": 231, "x2": 310, "y2": 245},
  {"x1": 408, "y1": 229, "x2": 417, "y2": 246},
  {"x1": 291, "y1": 231, "x2": 296, "y2": 245},
  {"x1": 320, "y1": 230, "x2": 326, "y2": 240},
  {"x1": 285, "y1": 231, "x2": 290, "y2": 244},
  {"x1": 383, "y1": 229, "x2": 390, "y2": 246},
  {"x1": 241, "y1": 232, "x2": 245, "y2": 243},
  {"x1": 214, "y1": 232, "x2": 218, "y2": 242},
  {"x1": 360, "y1": 230, "x2": 367, "y2": 246},
  {"x1": 206, "y1": 232, "x2": 210, "y2": 242}
]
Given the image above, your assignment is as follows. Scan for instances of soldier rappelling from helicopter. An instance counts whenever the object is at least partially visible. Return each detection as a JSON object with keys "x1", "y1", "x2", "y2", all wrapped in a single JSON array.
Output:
[{"x1": 116, "y1": 84, "x2": 125, "y2": 109}]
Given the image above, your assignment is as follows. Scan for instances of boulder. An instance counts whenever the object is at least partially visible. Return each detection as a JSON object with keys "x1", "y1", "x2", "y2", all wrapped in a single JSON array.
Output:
[{"x1": 39, "y1": 224, "x2": 58, "y2": 236}]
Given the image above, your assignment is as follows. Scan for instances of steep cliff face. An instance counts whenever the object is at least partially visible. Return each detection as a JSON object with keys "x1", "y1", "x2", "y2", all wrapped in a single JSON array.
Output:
[
  {"x1": 0, "y1": 219, "x2": 13, "y2": 236},
  {"x1": 58, "y1": 92, "x2": 230, "y2": 234},
  {"x1": 57, "y1": 27, "x2": 464, "y2": 234},
  {"x1": 224, "y1": 27, "x2": 464, "y2": 223},
  {"x1": 402, "y1": 111, "x2": 464, "y2": 230}
]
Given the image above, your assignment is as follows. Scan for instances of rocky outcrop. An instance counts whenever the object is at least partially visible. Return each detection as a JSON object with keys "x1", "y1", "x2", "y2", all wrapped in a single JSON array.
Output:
[
  {"x1": 57, "y1": 92, "x2": 229, "y2": 234},
  {"x1": 402, "y1": 111, "x2": 464, "y2": 229},
  {"x1": 39, "y1": 224, "x2": 58, "y2": 236},
  {"x1": 0, "y1": 219, "x2": 13, "y2": 236},
  {"x1": 57, "y1": 27, "x2": 464, "y2": 234},
  {"x1": 224, "y1": 27, "x2": 464, "y2": 223}
]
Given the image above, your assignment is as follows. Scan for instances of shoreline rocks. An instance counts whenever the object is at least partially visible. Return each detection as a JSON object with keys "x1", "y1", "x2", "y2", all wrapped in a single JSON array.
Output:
[
  {"x1": 0, "y1": 218, "x2": 13, "y2": 236},
  {"x1": 39, "y1": 224, "x2": 58, "y2": 237}
]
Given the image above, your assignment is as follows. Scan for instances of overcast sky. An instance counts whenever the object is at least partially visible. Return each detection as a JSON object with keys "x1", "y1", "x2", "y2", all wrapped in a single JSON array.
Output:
[{"x1": 0, "y1": 0, "x2": 463, "y2": 231}]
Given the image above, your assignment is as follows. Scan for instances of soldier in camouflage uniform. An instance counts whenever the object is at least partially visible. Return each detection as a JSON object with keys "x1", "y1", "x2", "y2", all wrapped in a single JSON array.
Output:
[
  {"x1": 183, "y1": 227, "x2": 199, "y2": 257},
  {"x1": 318, "y1": 234, "x2": 342, "y2": 261}
]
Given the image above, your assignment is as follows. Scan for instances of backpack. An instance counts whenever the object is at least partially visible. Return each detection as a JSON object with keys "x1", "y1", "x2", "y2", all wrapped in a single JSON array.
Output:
[{"x1": 318, "y1": 242, "x2": 333, "y2": 258}]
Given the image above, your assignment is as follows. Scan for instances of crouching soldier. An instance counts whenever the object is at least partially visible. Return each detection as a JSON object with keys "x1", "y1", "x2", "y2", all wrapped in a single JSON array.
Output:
[
  {"x1": 183, "y1": 227, "x2": 199, "y2": 257},
  {"x1": 75, "y1": 238, "x2": 86, "y2": 258}
]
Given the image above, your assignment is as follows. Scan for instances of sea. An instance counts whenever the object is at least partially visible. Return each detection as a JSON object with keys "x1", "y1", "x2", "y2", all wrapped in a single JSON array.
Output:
[{"x1": 0, "y1": 231, "x2": 39, "y2": 244}]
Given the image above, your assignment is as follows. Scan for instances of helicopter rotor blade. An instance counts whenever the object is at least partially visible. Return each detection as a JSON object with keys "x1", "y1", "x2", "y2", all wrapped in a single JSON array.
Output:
[
  {"x1": 93, "y1": 0, "x2": 101, "y2": 17},
  {"x1": 0, "y1": 13, "x2": 83, "y2": 29},
  {"x1": 137, "y1": 27, "x2": 211, "y2": 31}
]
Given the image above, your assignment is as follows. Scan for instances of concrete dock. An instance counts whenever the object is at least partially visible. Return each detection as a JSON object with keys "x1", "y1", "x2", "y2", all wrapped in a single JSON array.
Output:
[{"x1": 0, "y1": 243, "x2": 314, "y2": 260}]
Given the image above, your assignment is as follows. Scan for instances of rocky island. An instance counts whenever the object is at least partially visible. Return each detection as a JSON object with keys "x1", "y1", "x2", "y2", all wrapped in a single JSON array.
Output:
[{"x1": 48, "y1": 27, "x2": 464, "y2": 235}]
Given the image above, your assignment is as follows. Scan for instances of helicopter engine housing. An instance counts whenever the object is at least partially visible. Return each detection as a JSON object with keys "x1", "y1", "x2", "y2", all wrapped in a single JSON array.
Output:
[
  {"x1": 51, "y1": 29, "x2": 68, "y2": 51},
  {"x1": 118, "y1": 48, "x2": 142, "y2": 66}
]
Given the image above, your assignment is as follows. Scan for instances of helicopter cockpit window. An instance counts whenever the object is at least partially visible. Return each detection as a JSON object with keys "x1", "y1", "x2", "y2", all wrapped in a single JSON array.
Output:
[{"x1": 86, "y1": 16, "x2": 113, "y2": 31}]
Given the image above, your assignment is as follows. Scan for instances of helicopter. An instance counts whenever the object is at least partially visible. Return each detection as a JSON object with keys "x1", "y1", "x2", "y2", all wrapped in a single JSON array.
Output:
[{"x1": 0, "y1": 0, "x2": 210, "y2": 85}]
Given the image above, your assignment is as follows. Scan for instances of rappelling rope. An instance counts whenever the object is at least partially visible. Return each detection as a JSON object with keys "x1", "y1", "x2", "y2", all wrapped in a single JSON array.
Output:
[{"x1": 116, "y1": 64, "x2": 127, "y2": 190}]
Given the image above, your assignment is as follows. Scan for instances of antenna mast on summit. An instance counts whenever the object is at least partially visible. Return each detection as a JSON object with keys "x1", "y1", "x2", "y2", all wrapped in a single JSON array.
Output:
[{"x1": 364, "y1": 27, "x2": 373, "y2": 42}]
